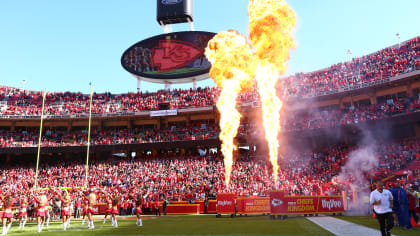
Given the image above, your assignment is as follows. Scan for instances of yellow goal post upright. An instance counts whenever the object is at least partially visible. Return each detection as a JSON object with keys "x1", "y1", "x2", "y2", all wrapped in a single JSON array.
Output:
[
  {"x1": 34, "y1": 87, "x2": 94, "y2": 191},
  {"x1": 33, "y1": 91, "x2": 46, "y2": 190}
]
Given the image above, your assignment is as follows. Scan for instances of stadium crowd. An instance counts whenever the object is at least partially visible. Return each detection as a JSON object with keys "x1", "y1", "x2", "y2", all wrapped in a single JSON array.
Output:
[
  {"x1": 282, "y1": 36, "x2": 420, "y2": 97},
  {"x1": 1, "y1": 94, "x2": 419, "y2": 148},
  {"x1": 1, "y1": 137, "x2": 418, "y2": 201},
  {"x1": 0, "y1": 123, "x2": 219, "y2": 148},
  {"x1": 0, "y1": 87, "x2": 219, "y2": 116},
  {"x1": 1, "y1": 37, "x2": 419, "y2": 117},
  {"x1": 282, "y1": 95, "x2": 420, "y2": 132}
]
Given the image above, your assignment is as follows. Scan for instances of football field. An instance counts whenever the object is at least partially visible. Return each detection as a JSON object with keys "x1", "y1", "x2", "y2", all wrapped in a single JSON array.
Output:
[
  {"x1": 3, "y1": 215, "x2": 332, "y2": 236},
  {"x1": 3, "y1": 215, "x2": 419, "y2": 235}
]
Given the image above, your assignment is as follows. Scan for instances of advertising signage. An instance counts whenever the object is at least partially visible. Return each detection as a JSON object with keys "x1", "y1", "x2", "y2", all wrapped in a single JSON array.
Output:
[{"x1": 121, "y1": 31, "x2": 215, "y2": 83}]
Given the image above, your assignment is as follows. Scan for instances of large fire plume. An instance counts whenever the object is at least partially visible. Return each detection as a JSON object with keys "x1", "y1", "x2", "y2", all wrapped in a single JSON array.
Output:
[
  {"x1": 205, "y1": 0, "x2": 296, "y2": 188},
  {"x1": 205, "y1": 30, "x2": 254, "y2": 186},
  {"x1": 249, "y1": 0, "x2": 296, "y2": 184}
]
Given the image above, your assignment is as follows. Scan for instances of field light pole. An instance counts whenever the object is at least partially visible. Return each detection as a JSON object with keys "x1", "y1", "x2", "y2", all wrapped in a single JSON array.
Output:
[
  {"x1": 396, "y1": 33, "x2": 400, "y2": 48},
  {"x1": 346, "y1": 49, "x2": 352, "y2": 62}
]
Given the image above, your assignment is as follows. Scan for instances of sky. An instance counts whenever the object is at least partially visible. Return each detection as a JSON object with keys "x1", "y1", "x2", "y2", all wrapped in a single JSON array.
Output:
[{"x1": 0, "y1": 0, "x2": 419, "y2": 94}]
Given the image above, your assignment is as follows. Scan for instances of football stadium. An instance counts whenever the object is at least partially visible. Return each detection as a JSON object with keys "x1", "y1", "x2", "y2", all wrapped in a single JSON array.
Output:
[{"x1": 0, "y1": 0, "x2": 420, "y2": 235}]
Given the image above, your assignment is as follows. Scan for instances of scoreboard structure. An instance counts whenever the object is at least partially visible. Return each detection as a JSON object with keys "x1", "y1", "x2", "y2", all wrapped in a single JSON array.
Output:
[
  {"x1": 122, "y1": 0, "x2": 214, "y2": 87},
  {"x1": 121, "y1": 31, "x2": 215, "y2": 84}
]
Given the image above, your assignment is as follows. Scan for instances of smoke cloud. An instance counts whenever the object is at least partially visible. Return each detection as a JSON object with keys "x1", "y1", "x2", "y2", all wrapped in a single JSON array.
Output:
[{"x1": 337, "y1": 129, "x2": 379, "y2": 215}]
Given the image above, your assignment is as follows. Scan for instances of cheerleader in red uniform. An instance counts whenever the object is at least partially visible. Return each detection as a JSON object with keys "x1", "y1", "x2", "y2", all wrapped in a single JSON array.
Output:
[
  {"x1": 54, "y1": 189, "x2": 72, "y2": 231},
  {"x1": 32, "y1": 193, "x2": 49, "y2": 233},
  {"x1": 86, "y1": 192, "x2": 97, "y2": 229},
  {"x1": 103, "y1": 194, "x2": 112, "y2": 224},
  {"x1": 18, "y1": 198, "x2": 28, "y2": 229},
  {"x1": 111, "y1": 196, "x2": 120, "y2": 228},
  {"x1": 0, "y1": 192, "x2": 4, "y2": 231},
  {"x1": 135, "y1": 195, "x2": 143, "y2": 227},
  {"x1": 81, "y1": 196, "x2": 89, "y2": 225},
  {"x1": 1, "y1": 194, "x2": 17, "y2": 235}
]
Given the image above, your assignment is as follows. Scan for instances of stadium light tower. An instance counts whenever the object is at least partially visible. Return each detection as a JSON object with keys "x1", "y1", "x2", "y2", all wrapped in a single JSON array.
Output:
[
  {"x1": 346, "y1": 49, "x2": 352, "y2": 62},
  {"x1": 396, "y1": 33, "x2": 400, "y2": 48},
  {"x1": 22, "y1": 79, "x2": 26, "y2": 90}
]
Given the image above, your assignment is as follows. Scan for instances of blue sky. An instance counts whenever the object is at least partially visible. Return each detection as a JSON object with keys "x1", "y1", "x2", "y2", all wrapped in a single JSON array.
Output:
[{"x1": 0, "y1": 0, "x2": 419, "y2": 94}]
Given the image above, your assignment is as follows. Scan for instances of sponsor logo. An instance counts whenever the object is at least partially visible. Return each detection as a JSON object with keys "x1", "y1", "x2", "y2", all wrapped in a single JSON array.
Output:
[
  {"x1": 162, "y1": 0, "x2": 183, "y2": 5},
  {"x1": 321, "y1": 199, "x2": 342, "y2": 210},
  {"x1": 271, "y1": 198, "x2": 283, "y2": 207},
  {"x1": 151, "y1": 39, "x2": 203, "y2": 72},
  {"x1": 218, "y1": 200, "x2": 233, "y2": 206}
]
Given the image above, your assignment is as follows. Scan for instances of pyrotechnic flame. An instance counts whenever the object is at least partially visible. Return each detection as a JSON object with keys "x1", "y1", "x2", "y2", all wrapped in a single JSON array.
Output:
[
  {"x1": 249, "y1": 0, "x2": 296, "y2": 185},
  {"x1": 217, "y1": 78, "x2": 241, "y2": 187},
  {"x1": 206, "y1": 0, "x2": 296, "y2": 188},
  {"x1": 205, "y1": 30, "x2": 254, "y2": 186}
]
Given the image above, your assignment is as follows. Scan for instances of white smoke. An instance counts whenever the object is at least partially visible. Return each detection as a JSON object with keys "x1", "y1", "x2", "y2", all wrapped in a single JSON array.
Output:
[
  {"x1": 337, "y1": 130, "x2": 379, "y2": 215},
  {"x1": 338, "y1": 144, "x2": 378, "y2": 191}
]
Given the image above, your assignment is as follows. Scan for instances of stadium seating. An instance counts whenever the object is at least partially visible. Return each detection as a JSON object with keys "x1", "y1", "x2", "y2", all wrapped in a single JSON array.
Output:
[{"x1": 1, "y1": 138, "x2": 418, "y2": 200}]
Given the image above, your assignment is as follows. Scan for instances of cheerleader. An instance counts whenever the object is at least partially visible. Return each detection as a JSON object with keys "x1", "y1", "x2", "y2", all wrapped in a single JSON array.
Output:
[
  {"x1": 81, "y1": 196, "x2": 89, "y2": 225},
  {"x1": 111, "y1": 196, "x2": 120, "y2": 228},
  {"x1": 32, "y1": 193, "x2": 49, "y2": 233},
  {"x1": 103, "y1": 194, "x2": 112, "y2": 224},
  {"x1": 18, "y1": 198, "x2": 28, "y2": 229},
  {"x1": 0, "y1": 193, "x2": 4, "y2": 232},
  {"x1": 1, "y1": 194, "x2": 17, "y2": 236},
  {"x1": 54, "y1": 189, "x2": 72, "y2": 231},
  {"x1": 135, "y1": 195, "x2": 143, "y2": 227},
  {"x1": 86, "y1": 192, "x2": 97, "y2": 229}
]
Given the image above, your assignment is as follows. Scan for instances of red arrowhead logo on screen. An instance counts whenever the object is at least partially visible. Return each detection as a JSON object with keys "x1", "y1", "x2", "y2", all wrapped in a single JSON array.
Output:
[{"x1": 151, "y1": 39, "x2": 204, "y2": 72}]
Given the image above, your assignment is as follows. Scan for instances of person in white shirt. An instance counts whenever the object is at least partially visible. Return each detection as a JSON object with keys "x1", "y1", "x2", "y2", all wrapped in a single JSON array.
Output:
[{"x1": 370, "y1": 181, "x2": 394, "y2": 236}]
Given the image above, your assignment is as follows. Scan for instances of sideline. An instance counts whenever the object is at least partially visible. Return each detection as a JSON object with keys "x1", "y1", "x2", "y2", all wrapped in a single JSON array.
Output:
[{"x1": 307, "y1": 216, "x2": 396, "y2": 236}]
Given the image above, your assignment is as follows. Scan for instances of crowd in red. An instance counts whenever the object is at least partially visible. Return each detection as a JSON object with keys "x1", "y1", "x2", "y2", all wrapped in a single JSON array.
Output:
[
  {"x1": 282, "y1": 95, "x2": 420, "y2": 132},
  {"x1": 0, "y1": 123, "x2": 219, "y2": 148},
  {"x1": 282, "y1": 36, "x2": 420, "y2": 97},
  {"x1": 1, "y1": 37, "x2": 419, "y2": 117},
  {"x1": 0, "y1": 87, "x2": 218, "y2": 116},
  {"x1": 1, "y1": 95, "x2": 418, "y2": 148},
  {"x1": 1, "y1": 138, "x2": 418, "y2": 203}
]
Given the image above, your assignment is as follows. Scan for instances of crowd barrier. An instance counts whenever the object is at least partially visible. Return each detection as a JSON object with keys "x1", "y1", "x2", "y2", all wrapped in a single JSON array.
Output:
[
  {"x1": 269, "y1": 190, "x2": 345, "y2": 215},
  {"x1": 237, "y1": 197, "x2": 270, "y2": 215},
  {"x1": 216, "y1": 191, "x2": 345, "y2": 217}
]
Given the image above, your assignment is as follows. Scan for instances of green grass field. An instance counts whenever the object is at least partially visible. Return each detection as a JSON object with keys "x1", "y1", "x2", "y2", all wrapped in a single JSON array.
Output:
[
  {"x1": 3, "y1": 215, "x2": 334, "y2": 236},
  {"x1": 335, "y1": 215, "x2": 420, "y2": 236}
]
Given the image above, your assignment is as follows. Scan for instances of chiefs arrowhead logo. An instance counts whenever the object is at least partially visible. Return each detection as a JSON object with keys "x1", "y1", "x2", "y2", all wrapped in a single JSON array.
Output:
[
  {"x1": 271, "y1": 198, "x2": 283, "y2": 207},
  {"x1": 151, "y1": 39, "x2": 204, "y2": 72}
]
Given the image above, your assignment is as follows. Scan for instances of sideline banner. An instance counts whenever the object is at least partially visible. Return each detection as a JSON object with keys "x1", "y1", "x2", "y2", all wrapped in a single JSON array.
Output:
[
  {"x1": 269, "y1": 191, "x2": 344, "y2": 215},
  {"x1": 317, "y1": 196, "x2": 345, "y2": 213},
  {"x1": 237, "y1": 197, "x2": 270, "y2": 214},
  {"x1": 196, "y1": 200, "x2": 217, "y2": 214},
  {"x1": 217, "y1": 193, "x2": 235, "y2": 214}
]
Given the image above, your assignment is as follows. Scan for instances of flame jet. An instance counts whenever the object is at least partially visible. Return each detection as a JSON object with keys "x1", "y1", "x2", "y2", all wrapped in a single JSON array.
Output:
[
  {"x1": 205, "y1": 30, "x2": 254, "y2": 187},
  {"x1": 248, "y1": 0, "x2": 296, "y2": 184}
]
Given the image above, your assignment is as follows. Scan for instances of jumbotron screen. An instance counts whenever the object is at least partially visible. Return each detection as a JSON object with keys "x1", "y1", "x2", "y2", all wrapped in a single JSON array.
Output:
[{"x1": 121, "y1": 31, "x2": 215, "y2": 83}]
